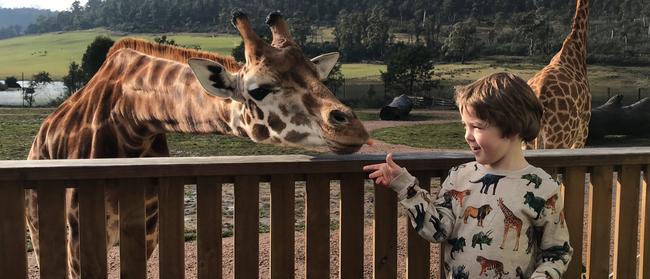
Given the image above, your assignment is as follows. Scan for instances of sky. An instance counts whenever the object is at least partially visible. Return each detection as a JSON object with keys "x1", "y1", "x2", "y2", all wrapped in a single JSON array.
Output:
[{"x1": 0, "y1": 0, "x2": 87, "y2": 11}]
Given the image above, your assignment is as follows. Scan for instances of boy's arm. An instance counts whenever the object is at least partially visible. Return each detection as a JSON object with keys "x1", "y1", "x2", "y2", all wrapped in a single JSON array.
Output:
[
  {"x1": 390, "y1": 168, "x2": 456, "y2": 243},
  {"x1": 531, "y1": 189, "x2": 573, "y2": 279}
]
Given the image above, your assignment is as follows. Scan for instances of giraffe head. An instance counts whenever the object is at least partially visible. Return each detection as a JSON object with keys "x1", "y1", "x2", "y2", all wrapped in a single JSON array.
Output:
[{"x1": 188, "y1": 11, "x2": 369, "y2": 154}]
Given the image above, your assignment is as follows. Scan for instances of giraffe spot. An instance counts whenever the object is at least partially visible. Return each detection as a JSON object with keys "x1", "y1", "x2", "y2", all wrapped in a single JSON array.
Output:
[
  {"x1": 252, "y1": 124, "x2": 270, "y2": 141},
  {"x1": 301, "y1": 94, "x2": 321, "y2": 116},
  {"x1": 127, "y1": 55, "x2": 148, "y2": 79},
  {"x1": 285, "y1": 130, "x2": 309, "y2": 143},
  {"x1": 164, "y1": 64, "x2": 182, "y2": 87},
  {"x1": 220, "y1": 108, "x2": 231, "y2": 123},
  {"x1": 68, "y1": 215, "x2": 79, "y2": 238},
  {"x1": 267, "y1": 112, "x2": 286, "y2": 133},
  {"x1": 289, "y1": 71, "x2": 308, "y2": 88},
  {"x1": 183, "y1": 70, "x2": 196, "y2": 87},
  {"x1": 146, "y1": 211, "x2": 158, "y2": 233},
  {"x1": 146, "y1": 200, "x2": 159, "y2": 216},
  {"x1": 244, "y1": 113, "x2": 251, "y2": 125},
  {"x1": 149, "y1": 60, "x2": 166, "y2": 85},
  {"x1": 279, "y1": 104, "x2": 289, "y2": 116},
  {"x1": 290, "y1": 113, "x2": 310, "y2": 126},
  {"x1": 237, "y1": 127, "x2": 248, "y2": 137},
  {"x1": 255, "y1": 106, "x2": 265, "y2": 120}
]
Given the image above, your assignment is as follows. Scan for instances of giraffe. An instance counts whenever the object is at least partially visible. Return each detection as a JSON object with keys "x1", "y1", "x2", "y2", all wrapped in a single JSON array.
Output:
[
  {"x1": 25, "y1": 11, "x2": 370, "y2": 278},
  {"x1": 527, "y1": 0, "x2": 590, "y2": 149},
  {"x1": 497, "y1": 198, "x2": 522, "y2": 251}
]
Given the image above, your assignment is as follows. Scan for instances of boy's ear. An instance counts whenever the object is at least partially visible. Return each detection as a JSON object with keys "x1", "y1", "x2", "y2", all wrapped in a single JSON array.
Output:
[
  {"x1": 311, "y1": 52, "x2": 340, "y2": 81},
  {"x1": 188, "y1": 58, "x2": 242, "y2": 101}
]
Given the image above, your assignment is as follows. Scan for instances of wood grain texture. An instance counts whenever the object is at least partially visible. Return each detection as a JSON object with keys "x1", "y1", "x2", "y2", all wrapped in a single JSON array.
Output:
[
  {"x1": 613, "y1": 165, "x2": 642, "y2": 279},
  {"x1": 234, "y1": 175, "x2": 259, "y2": 279},
  {"x1": 0, "y1": 181, "x2": 27, "y2": 279},
  {"x1": 37, "y1": 181, "x2": 67, "y2": 279},
  {"x1": 374, "y1": 184, "x2": 397, "y2": 279},
  {"x1": 197, "y1": 176, "x2": 222, "y2": 279},
  {"x1": 79, "y1": 180, "x2": 108, "y2": 279},
  {"x1": 159, "y1": 177, "x2": 185, "y2": 279},
  {"x1": 119, "y1": 179, "x2": 147, "y2": 279},
  {"x1": 339, "y1": 173, "x2": 364, "y2": 278},
  {"x1": 563, "y1": 167, "x2": 586, "y2": 279},
  {"x1": 305, "y1": 174, "x2": 330, "y2": 279},
  {"x1": 270, "y1": 175, "x2": 295, "y2": 279}
]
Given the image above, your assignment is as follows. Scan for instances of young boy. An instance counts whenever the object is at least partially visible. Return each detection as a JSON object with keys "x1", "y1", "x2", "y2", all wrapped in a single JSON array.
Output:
[{"x1": 363, "y1": 73, "x2": 572, "y2": 279}]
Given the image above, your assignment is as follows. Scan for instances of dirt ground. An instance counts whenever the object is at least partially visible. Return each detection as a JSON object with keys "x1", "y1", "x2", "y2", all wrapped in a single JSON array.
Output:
[{"x1": 27, "y1": 218, "x2": 444, "y2": 279}]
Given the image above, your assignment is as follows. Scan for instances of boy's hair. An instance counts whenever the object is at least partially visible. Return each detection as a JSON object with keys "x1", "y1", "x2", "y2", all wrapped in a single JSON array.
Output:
[{"x1": 455, "y1": 72, "x2": 543, "y2": 142}]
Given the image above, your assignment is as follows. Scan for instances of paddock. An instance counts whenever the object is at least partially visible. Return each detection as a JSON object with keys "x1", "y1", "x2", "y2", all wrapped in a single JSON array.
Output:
[{"x1": 0, "y1": 148, "x2": 649, "y2": 279}]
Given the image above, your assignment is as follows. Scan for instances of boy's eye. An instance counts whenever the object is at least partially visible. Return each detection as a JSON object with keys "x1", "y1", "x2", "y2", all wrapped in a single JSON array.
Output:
[{"x1": 248, "y1": 87, "x2": 273, "y2": 101}]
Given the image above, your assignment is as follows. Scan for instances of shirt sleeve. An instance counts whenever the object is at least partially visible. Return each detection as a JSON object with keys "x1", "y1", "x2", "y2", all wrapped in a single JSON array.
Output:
[
  {"x1": 530, "y1": 187, "x2": 573, "y2": 279},
  {"x1": 389, "y1": 167, "x2": 456, "y2": 243}
]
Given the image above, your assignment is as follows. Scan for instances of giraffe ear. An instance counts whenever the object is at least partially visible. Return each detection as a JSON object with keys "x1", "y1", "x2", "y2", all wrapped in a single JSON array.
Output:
[
  {"x1": 311, "y1": 52, "x2": 339, "y2": 81},
  {"x1": 188, "y1": 58, "x2": 242, "y2": 101}
]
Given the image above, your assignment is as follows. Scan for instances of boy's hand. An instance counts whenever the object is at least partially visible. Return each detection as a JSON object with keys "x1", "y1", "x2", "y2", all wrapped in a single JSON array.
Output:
[{"x1": 362, "y1": 153, "x2": 403, "y2": 187}]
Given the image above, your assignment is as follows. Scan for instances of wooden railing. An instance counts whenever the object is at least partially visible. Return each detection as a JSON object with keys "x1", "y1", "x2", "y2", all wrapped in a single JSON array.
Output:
[{"x1": 0, "y1": 147, "x2": 649, "y2": 279}]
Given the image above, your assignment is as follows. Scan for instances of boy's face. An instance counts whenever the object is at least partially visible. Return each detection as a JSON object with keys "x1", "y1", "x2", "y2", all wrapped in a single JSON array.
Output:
[{"x1": 460, "y1": 107, "x2": 522, "y2": 170}]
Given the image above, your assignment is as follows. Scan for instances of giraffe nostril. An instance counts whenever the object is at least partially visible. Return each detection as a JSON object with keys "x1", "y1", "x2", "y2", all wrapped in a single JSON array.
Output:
[{"x1": 329, "y1": 110, "x2": 350, "y2": 126}]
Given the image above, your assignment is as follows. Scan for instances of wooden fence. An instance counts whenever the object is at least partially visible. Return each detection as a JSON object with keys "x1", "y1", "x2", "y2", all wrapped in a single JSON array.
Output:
[{"x1": 0, "y1": 147, "x2": 649, "y2": 279}]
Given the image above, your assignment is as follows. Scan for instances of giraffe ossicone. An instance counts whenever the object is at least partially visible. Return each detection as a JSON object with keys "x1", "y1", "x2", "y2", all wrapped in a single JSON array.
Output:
[{"x1": 25, "y1": 10, "x2": 369, "y2": 278}]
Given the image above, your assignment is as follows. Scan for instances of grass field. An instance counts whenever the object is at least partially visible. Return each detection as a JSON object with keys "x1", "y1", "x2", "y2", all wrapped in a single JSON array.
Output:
[
  {"x1": 0, "y1": 29, "x2": 241, "y2": 80},
  {"x1": 372, "y1": 122, "x2": 467, "y2": 150},
  {"x1": 370, "y1": 121, "x2": 650, "y2": 149}
]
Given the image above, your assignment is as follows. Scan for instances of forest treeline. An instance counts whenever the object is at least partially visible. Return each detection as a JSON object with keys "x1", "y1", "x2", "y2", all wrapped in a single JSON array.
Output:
[{"x1": 5, "y1": 0, "x2": 650, "y2": 64}]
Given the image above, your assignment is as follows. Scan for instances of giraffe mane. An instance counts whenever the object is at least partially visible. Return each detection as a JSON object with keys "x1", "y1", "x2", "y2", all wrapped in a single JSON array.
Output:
[{"x1": 107, "y1": 37, "x2": 243, "y2": 72}]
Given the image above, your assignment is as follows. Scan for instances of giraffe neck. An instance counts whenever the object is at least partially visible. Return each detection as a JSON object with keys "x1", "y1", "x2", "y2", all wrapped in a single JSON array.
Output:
[
  {"x1": 551, "y1": 0, "x2": 589, "y2": 72},
  {"x1": 105, "y1": 49, "x2": 250, "y2": 138},
  {"x1": 498, "y1": 202, "x2": 513, "y2": 217}
]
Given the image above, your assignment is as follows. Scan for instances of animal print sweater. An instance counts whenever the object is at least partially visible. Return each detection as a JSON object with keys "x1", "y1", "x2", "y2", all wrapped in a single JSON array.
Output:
[{"x1": 390, "y1": 162, "x2": 572, "y2": 279}]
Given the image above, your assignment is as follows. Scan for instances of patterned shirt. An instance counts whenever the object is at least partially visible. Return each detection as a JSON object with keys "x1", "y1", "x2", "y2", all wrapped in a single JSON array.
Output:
[{"x1": 390, "y1": 162, "x2": 572, "y2": 279}]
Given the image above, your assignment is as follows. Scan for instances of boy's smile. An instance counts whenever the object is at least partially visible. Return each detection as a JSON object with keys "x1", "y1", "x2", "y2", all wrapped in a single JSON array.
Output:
[{"x1": 460, "y1": 107, "x2": 528, "y2": 171}]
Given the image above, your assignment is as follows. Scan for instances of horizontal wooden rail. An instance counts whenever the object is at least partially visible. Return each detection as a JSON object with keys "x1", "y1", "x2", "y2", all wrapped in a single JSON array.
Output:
[
  {"x1": 1, "y1": 148, "x2": 650, "y2": 181},
  {"x1": 0, "y1": 147, "x2": 648, "y2": 279}
]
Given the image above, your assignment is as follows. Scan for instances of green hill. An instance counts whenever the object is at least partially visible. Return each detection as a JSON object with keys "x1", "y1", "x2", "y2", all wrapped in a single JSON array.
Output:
[{"x1": 0, "y1": 28, "x2": 242, "y2": 80}]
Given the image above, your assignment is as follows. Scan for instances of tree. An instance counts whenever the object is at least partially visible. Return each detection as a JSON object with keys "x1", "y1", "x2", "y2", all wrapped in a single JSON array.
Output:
[
  {"x1": 63, "y1": 61, "x2": 85, "y2": 97},
  {"x1": 23, "y1": 71, "x2": 52, "y2": 107},
  {"x1": 381, "y1": 43, "x2": 437, "y2": 98},
  {"x1": 442, "y1": 21, "x2": 478, "y2": 63},
  {"x1": 154, "y1": 35, "x2": 177, "y2": 46},
  {"x1": 514, "y1": 12, "x2": 556, "y2": 56},
  {"x1": 363, "y1": 6, "x2": 391, "y2": 60},
  {"x1": 288, "y1": 13, "x2": 313, "y2": 47},
  {"x1": 324, "y1": 63, "x2": 344, "y2": 95},
  {"x1": 4, "y1": 76, "x2": 20, "y2": 88},
  {"x1": 81, "y1": 36, "x2": 114, "y2": 82},
  {"x1": 334, "y1": 10, "x2": 366, "y2": 61}
]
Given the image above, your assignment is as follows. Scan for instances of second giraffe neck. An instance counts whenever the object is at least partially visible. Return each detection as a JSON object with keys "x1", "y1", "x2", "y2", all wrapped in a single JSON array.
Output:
[{"x1": 551, "y1": 0, "x2": 589, "y2": 71}]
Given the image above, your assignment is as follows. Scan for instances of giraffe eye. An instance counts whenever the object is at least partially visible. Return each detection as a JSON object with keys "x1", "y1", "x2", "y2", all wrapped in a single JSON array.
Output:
[{"x1": 248, "y1": 87, "x2": 273, "y2": 101}]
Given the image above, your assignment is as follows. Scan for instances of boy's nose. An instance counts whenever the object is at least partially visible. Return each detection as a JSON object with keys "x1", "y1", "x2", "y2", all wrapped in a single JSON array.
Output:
[{"x1": 464, "y1": 129, "x2": 473, "y2": 142}]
